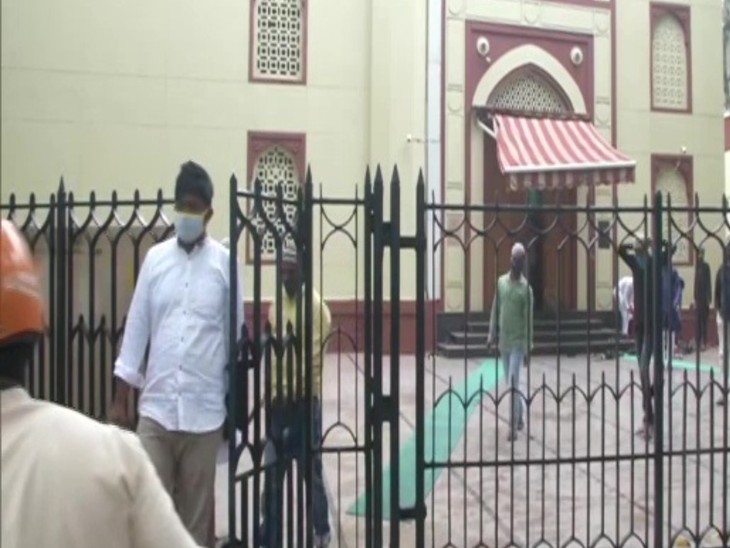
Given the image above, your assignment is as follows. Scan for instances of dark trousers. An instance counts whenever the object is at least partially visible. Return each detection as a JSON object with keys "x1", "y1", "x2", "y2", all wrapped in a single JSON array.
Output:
[
  {"x1": 696, "y1": 303, "x2": 710, "y2": 346},
  {"x1": 635, "y1": 324, "x2": 655, "y2": 425},
  {"x1": 258, "y1": 399, "x2": 329, "y2": 547}
]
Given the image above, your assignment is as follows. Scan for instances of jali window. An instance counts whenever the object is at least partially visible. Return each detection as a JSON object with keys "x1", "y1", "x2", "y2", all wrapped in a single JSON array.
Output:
[
  {"x1": 250, "y1": 145, "x2": 301, "y2": 258},
  {"x1": 653, "y1": 155, "x2": 693, "y2": 265},
  {"x1": 487, "y1": 68, "x2": 570, "y2": 115},
  {"x1": 651, "y1": 6, "x2": 691, "y2": 112},
  {"x1": 251, "y1": 0, "x2": 305, "y2": 83}
]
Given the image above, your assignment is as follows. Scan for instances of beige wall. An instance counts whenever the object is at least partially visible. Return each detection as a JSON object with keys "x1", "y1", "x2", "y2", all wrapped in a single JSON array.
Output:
[
  {"x1": 616, "y1": 0, "x2": 725, "y2": 306},
  {"x1": 1, "y1": 0, "x2": 427, "y2": 301},
  {"x1": 4, "y1": 0, "x2": 723, "y2": 308},
  {"x1": 442, "y1": 0, "x2": 725, "y2": 312}
]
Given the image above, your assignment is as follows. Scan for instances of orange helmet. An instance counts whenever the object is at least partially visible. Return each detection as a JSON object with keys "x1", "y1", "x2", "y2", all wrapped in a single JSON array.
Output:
[{"x1": 0, "y1": 220, "x2": 44, "y2": 347}]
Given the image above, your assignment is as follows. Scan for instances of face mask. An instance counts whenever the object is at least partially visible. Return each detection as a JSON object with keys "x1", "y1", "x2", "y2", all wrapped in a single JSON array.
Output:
[
  {"x1": 511, "y1": 257, "x2": 524, "y2": 277},
  {"x1": 175, "y1": 212, "x2": 205, "y2": 244},
  {"x1": 636, "y1": 255, "x2": 646, "y2": 268}
]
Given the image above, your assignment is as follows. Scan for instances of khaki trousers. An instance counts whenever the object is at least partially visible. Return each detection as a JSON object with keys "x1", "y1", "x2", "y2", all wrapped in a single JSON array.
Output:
[{"x1": 137, "y1": 417, "x2": 222, "y2": 548}]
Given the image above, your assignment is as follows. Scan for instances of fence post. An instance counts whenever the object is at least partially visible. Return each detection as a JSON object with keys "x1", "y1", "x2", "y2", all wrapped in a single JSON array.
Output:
[
  {"x1": 363, "y1": 167, "x2": 374, "y2": 548},
  {"x1": 55, "y1": 178, "x2": 68, "y2": 406},
  {"x1": 388, "y1": 166, "x2": 402, "y2": 546},
  {"x1": 227, "y1": 174, "x2": 239, "y2": 545},
  {"x1": 652, "y1": 191, "x2": 665, "y2": 548},
  {"x1": 303, "y1": 167, "x2": 315, "y2": 548},
  {"x1": 414, "y1": 170, "x2": 427, "y2": 547},
  {"x1": 372, "y1": 166, "x2": 385, "y2": 547}
]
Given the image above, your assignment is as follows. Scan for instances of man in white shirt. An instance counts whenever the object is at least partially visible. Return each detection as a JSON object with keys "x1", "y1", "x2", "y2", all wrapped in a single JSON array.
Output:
[
  {"x1": 110, "y1": 161, "x2": 243, "y2": 547},
  {"x1": 0, "y1": 220, "x2": 201, "y2": 548}
]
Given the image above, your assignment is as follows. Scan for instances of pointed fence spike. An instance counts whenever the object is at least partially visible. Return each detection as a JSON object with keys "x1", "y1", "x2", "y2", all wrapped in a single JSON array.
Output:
[
  {"x1": 305, "y1": 165, "x2": 313, "y2": 187},
  {"x1": 374, "y1": 165, "x2": 384, "y2": 187}
]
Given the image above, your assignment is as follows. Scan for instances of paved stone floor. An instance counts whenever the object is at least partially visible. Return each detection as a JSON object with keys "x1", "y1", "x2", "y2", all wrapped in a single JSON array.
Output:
[{"x1": 214, "y1": 351, "x2": 730, "y2": 547}]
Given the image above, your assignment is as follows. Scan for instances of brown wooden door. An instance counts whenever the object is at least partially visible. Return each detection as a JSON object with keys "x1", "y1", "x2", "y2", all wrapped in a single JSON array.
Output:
[{"x1": 482, "y1": 136, "x2": 576, "y2": 313}]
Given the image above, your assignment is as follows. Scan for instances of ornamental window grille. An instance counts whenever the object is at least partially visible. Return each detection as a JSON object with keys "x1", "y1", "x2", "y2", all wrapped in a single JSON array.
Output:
[
  {"x1": 656, "y1": 166, "x2": 691, "y2": 263},
  {"x1": 252, "y1": 0, "x2": 304, "y2": 82},
  {"x1": 652, "y1": 14, "x2": 689, "y2": 110},
  {"x1": 250, "y1": 146, "x2": 300, "y2": 257},
  {"x1": 488, "y1": 71, "x2": 569, "y2": 114}
]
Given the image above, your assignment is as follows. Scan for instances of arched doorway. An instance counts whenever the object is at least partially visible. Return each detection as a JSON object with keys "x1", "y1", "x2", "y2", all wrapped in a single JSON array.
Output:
[{"x1": 482, "y1": 67, "x2": 578, "y2": 313}]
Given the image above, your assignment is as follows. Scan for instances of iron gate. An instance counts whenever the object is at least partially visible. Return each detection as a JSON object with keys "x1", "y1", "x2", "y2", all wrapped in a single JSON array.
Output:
[{"x1": 4, "y1": 172, "x2": 729, "y2": 547}]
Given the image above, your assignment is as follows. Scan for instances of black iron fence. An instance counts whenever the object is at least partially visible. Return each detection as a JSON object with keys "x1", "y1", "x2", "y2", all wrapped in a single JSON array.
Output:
[
  {"x1": 421, "y1": 192, "x2": 730, "y2": 548},
  {"x1": 1, "y1": 181, "x2": 174, "y2": 419},
  {"x1": 4, "y1": 170, "x2": 730, "y2": 548}
]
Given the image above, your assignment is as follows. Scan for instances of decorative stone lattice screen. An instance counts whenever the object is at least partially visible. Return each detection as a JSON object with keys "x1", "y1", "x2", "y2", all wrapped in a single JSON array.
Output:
[
  {"x1": 250, "y1": 145, "x2": 300, "y2": 257},
  {"x1": 652, "y1": 14, "x2": 688, "y2": 110},
  {"x1": 252, "y1": 0, "x2": 304, "y2": 81}
]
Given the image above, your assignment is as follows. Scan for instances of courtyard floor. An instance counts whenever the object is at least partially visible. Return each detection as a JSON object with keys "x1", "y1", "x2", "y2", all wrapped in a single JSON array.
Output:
[{"x1": 213, "y1": 350, "x2": 729, "y2": 548}]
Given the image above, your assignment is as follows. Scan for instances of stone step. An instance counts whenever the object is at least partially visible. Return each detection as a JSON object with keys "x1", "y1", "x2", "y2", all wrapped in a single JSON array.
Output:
[
  {"x1": 466, "y1": 317, "x2": 606, "y2": 332},
  {"x1": 450, "y1": 328, "x2": 620, "y2": 345},
  {"x1": 437, "y1": 338, "x2": 634, "y2": 359}
]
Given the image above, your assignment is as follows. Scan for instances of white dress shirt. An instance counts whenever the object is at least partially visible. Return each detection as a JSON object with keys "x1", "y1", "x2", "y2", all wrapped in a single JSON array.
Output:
[{"x1": 114, "y1": 237, "x2": 243, "y2": 433}]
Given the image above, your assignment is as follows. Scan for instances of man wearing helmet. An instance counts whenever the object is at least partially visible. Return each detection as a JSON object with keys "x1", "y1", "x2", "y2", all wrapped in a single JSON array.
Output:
[{"x1": 0, "y1": 220, "x2": 201, "y2": 547}]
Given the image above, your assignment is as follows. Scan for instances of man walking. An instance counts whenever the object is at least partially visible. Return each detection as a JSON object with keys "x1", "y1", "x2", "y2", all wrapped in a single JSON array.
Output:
[
  {"x1": 0, "y1": 220, "x2": 201, "y2": 548},
  {"x1": 110, "y1": 161, "x2": 243, "y2": 547},
  {"x1": 618, "y1": 238, "x2": 655, "y2": 440},
  {"x1": 694, "y1": 247, "x2": 712, "y2": 350},
  {"x1": 258, "y1": 246, "x2": 332, "y2": 547},
  {"x1": 487, "y1": 242, "x2": 534, "y2": 442}
]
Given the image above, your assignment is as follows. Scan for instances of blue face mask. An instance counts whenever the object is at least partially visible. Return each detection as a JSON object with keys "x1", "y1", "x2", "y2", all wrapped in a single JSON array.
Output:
[
  {"x1": 636, "y1": 255, "x2": 646, "y2": 268},
  {"x1": 175, "y1": 212, "x2": 205, "y2": 244}
]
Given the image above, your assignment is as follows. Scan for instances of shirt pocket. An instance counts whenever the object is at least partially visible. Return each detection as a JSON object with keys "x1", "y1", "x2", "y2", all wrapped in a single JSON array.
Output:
[{"x1": 189, "y1": 274, "x2": 226, "y2": 321}]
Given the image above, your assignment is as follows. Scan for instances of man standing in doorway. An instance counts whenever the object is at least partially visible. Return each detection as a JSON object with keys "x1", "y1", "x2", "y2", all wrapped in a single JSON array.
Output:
[
  {"x1": 615, "y1": 275, "x2": 634, "y2": 337},
  {"x1": 110, "y1": 161, "x2": 244, "y2": 547},
  {"x1": 258, "y1": 246, "x2": 332, "y2": 548},
  {"x1": 487, "y1": 242, "x2": 534, "y2": 442},
  {"x1": 694, "y1": 247, "x2": 712, "y2": 351},
  {"x1": 618, "y1": 238, "x2": 655, "y2": 440}
]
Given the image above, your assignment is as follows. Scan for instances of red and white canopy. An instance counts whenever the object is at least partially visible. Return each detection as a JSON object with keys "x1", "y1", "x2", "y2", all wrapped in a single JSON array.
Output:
[{"x1": 490, "y1": 114, "x2": 636, "y2": 190}]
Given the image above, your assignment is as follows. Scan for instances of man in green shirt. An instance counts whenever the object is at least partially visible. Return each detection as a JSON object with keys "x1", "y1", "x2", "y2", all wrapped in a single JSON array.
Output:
[{"x1": 487, "y1": 242, "x2": 534, "y2": 441}]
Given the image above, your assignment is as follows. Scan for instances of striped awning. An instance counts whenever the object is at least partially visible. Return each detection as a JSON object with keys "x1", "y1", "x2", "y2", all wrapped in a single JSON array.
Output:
[{"x1": 490, "y1": 114, "x2": 636, "y2": 190}]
